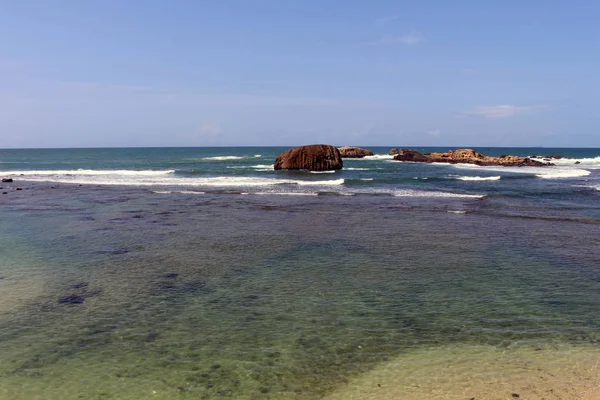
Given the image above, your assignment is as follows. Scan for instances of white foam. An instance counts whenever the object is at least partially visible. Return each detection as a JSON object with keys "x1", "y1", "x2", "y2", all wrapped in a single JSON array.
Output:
[
  {"x1": 309, "y1": 170, "x2": 336, "y2": 174},
  {"x1": 344, "y1": 167, "x2": 381, "y2": 171},
  {"x1": 457, "y1": 176, "x2": 501, "y2": 181},
  {"x1": 531, "y1": 156, "x2": 600, "y2": 166},
  {"x1": 1, "y1": 169, "x2": 174, "y2": 176},
  {"x1": 393, "y1": 190, "x2": 484, "y2": 198},
  {"x1": 448, "y1": 210, "x2": 467, "y2": 214},
  {"x1": 202, "y1": 155, "x2": 261, "y2": 161},
  {"x1": 254, "y1": 192, "x2": 318, "y2": 196},
  {"x1": 451, "y1": 164, "x2": 592, "y2": 180},
  {"x1": 362, "y1": 154, "x2": 394, "y2": 160},
  {"x1": 295, "y1": 179, "x2": 345, "y2": 186},
  {"x1": 227, "y1": 164, "x2": 273, "y2": 171},
  {"x1": 536, "y1": 169, "x2": 591, "y2": 179},
  {"x1": 7, "y1": 171, "x2": 346, "y2": 188},
  {"x1": 175, "y1": 190, "x2": 206, "y2": 195},
  {"x1": 360, "y1": 178, "x2": 374, "y2": 181}
]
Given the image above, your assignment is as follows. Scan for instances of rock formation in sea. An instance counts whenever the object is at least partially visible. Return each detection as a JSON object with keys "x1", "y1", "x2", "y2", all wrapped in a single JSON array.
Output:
[
  {"x1": 337, "y1": 146, "x2": 374, "y2": 158},
  {"x1": 392, "y1": 149, "x2": 429, "y2": 162},
  {"x1": 389, "y1": 148, "x2": 400, "y2": 155},
  {"x1": 393, "y1": 148, "x2": 552, "y2": 166},
  {"x1": 1, "y1": 178, "x2": 13, "y2": 183},
  {"x1": 274, "y1": 144, "x2": 343, "y2": 171}
]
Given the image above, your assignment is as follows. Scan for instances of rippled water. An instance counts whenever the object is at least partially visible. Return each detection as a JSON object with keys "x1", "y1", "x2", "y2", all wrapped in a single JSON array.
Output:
[{"x1": 0, "y1": 179, "x2": 599, "y2": 399}]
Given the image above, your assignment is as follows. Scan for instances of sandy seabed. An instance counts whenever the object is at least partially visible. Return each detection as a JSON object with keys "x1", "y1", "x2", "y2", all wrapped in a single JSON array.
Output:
[{"x1": 323, "y1": 344, "x2": 600, "y2": 400}]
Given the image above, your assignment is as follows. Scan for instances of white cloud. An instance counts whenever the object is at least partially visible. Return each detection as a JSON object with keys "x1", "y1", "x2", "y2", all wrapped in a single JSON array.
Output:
[
  {"x1": 464, "y1": 104, "x2": 547, "y2": 119},
  {"x1": 428, "y1": 129, "x2": 441, "y2": 138},
  {"x1": 372, "y1": 32, "x2": 425, "y2": 46},
  {"x1": 196, "y1": 123, "x2": 222, "y2": 137}
]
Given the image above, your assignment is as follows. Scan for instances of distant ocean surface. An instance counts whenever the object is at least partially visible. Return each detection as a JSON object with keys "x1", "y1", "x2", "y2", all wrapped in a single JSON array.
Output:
[{"x1": 0, "y1": 147, "x2": 599, "y2": 399}]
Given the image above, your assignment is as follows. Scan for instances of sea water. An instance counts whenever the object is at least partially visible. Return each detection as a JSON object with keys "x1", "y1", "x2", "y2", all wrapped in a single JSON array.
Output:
[{"x1": 0, "y1": 147, "x2": 598, "y2": 399}]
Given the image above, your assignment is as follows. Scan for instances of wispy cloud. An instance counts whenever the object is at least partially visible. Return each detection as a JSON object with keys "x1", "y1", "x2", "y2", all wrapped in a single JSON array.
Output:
[
  {"x1": 375, "y1": 15, "x2": 400, "y2": 27},
  {"x1": 463, "y1": 104, "x2": 548, "y2": 119},
  {"x1": 371, "y1": 32, "x2": 425, "y2": 46},
  {"x1": 196, "y1": 123, "x2": 222, "y2": 137}
]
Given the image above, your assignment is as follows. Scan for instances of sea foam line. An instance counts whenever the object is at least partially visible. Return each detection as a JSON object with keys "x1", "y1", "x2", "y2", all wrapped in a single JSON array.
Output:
[
  {"x1": 9, "y1": 173, "x2": 346, "y2": 187},
  {"x1": 457, "y1": 176, "x2": 501, "y2": 181},
  {"x1": 531, "y1": 156, "x2": 600, "y2": 166},
  {"x1": 450, "y1": 164, "x2": 592, "y2": 179},
  {"x1": 294, "y1": 178, "x2": 344, "y2": 185},
  {"x1": 202, "y1": 155, "x2": 261, "y2": 161},
  {"x1": 394, "y1": 190, "x2": 484, "y2": 198},
  {"x1": 227, "y1": 164, "x2": 273, "y2": 169},
  {"x1": 0, "y1": 169, "x2": 175, "y2": 176},
  {"x1": 361, "y1": 154, "x2": 394, "y2": 160},
  {"x1": 254, "y1": 192, "x2": 318, "y2": 196},
  {"x1": 536, "y1": 170, "x2": 591, "y2": 179}
]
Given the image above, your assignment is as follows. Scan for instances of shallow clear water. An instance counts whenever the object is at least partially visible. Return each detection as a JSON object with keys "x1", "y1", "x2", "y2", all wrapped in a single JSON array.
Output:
[{"x1": 0, "y1": 147, "x2": 599, "y2": 399}]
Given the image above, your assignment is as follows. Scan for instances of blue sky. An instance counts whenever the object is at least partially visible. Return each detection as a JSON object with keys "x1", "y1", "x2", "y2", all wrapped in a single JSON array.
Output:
[{"x1": 1, "y1": 1, "x2": 599, "y2": 148}]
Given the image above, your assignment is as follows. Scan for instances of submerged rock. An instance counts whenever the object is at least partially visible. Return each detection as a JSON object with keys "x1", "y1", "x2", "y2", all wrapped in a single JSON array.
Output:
[
  {"x1": 1, "y1": 178, "x2": 13, "y2": 183},
  {"x1": 337, "y1": 146, "x2": 374, "y2": 158},
  {"x1": 274, "y1": 144, "x2": 343, "y2": 171},
  {"x1": 393, "y1": 148, "x2": 552, "y2": 166},
  {"x1": 58, "y1": 295, "x2": 86, "y2": 304}
]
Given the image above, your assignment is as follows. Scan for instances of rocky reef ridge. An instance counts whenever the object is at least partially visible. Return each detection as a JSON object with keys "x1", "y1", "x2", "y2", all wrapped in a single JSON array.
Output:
[
  {"x1": 337, "y1": 146, "x2": 374, "y2": 158},
  {"x1": 393, "y1": 148, "x2": 552, "y2": 166}
]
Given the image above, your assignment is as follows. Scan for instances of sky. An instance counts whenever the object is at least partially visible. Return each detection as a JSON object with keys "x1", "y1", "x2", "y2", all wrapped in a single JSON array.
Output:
[{"x1": 1, "y1": 0, "x2": 599, "y2": 148}]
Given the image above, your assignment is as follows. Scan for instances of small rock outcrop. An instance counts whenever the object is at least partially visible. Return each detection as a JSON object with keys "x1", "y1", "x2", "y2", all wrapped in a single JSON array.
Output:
[
  {"x1": 393, "y1": 148, "x2": 429, "y2": 162},
  {"x1": 389, "y1": 148, "x2": 400, "y2": 155},
  {"x1": 274, "y1": 144, "x2": 343, "y2": 171},
  {"x1": 1, "y1": 178, "x2": 13, "y2": 183},
  {"x1": 337, "y1": 146, "x2": 374, "y2": 158},
  {"x1": 393, "y1": 148, "x2": 552, "y2": 167}
]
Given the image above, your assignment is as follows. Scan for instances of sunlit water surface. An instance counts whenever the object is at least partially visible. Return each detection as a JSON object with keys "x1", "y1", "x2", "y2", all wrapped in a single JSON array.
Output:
[{"x1": 0, "y1": 163, "x2": 599, "y2": 399}]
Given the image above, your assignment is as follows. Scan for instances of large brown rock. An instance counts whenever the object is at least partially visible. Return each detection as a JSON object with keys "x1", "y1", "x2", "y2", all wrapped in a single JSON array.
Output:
[
  {"x1": 274, "y1": 144, "x2": 343, "y2": 171},
  {"x1": 393, "y1": 148, "x2": 552, "y2": 167},
  {"x1": 337, "y1": 146, "x2": 374, "y2": 158}
]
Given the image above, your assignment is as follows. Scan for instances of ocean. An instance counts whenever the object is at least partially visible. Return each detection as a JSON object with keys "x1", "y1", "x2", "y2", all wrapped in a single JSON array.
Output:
[{"x1": 0, "y1": 146, "x2": 599, "y2": 399}]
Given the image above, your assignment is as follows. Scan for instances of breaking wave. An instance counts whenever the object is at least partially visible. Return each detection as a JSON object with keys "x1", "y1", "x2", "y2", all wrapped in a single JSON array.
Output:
[
  {"x1": 457, "y1": 176, "x2": 501, "y2": 181},
  {"x1": 202, "y1": 155, "x2": 261, "y2": 161}
]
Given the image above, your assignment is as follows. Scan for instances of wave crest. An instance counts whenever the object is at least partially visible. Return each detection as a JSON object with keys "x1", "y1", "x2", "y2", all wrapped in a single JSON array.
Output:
[{"x1": 457, "y1": 176, "x2": 501, "y2": 181}]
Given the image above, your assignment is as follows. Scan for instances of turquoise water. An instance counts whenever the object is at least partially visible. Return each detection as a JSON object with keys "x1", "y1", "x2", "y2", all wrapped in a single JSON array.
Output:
[{"x1": 0, "y1": 147, "x2": 599, "y2": 398}]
